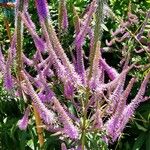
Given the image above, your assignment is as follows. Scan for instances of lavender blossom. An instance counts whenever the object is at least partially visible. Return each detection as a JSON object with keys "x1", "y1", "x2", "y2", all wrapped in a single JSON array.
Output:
[
  {"x1": 20, "y1": 12, "x2": 46, "y2": 53},
  {"x1": 42, "y1": 62, "x2": 54, "y2": 78},
  {"x1": 61, "y1": 143, "x2": 67, "y2": 150},
  {"x1": 52, "y1": 97, "x2": 79, "y2": 139},
  {"x1": 0, "y1": 47, "x2": 5, "y2": 73},
  {"x1": 115, "y1": 32, "x2": 130, "y2": 42},
  {"x1": 90, "y1": 41, "x2": 103, "y2": 89},
  {"x1": 46, "y1": 26, "x2": 82, "y2": 86},
  {"x1": 128, "y1": 12, "x2": 138, "y2": 24},
  {"x1": 21, "y1": 71, "x2": 55, "y2": 124},
  {"x1": 64, "y1": 82, "x2": 74, "y2": 99},
  {"x1": 124, "y1": 78, "x2": 136, "y2": 97},
  {"x1": 23, "y1": 70, "x2": 43, "y2": 88},
  {"x1": 100, "y1": 58, "x2": 119, "y2": 80},
  {"x1": 75, "y1": 0, "x2": 97, "y2": 48},
  {"x1": 1, "y1": 0, "x2": 149, "y2": 148},
  {"x1": 33, "y1": 51, "x2": 44, "y2": 64},
  {"x1": 58, "y1": 0, "x2": 68, "y2": 30},
  {"x1": 36, "y1": 1, "x2": 82, "y2": 85},
  {"x1": 18, "y1": 106, "x2": 30, "y2": 130},
  {"x1": 111, "y1": 28, "x2": 126, "y2": 37},
  {"x1": 24, "y1": 12, "x2": 36, "y2": 30},
  {"x1": 38, "y1": 89, "x2": 54, "y2": 103},
  {"x1": 22, "y1": 53, "x2": 34, "y2": 66},
  {"x1": 35, "y1": 0, "x2": 50, "y2": 21},
  {"x1": 115, "y1": 78, "x2": 136, "y2": 113},
  {"x1": 105, "y1": 39, "x2": 116, "y2": 46},
  {"x1": 3, "y1": 54, "x2": 14, "y2": 90},
  {"x1": 95, "y1": 64, "x2": 135, "y2": 95},
  {"x1": 39, "y1": 19, "x2": 82, "y2": 87},
  {"x1": 106, "y1": 75, "x2": 125, "y2": 115},
  {"x1": 73, "y1": 7, "x2": 86, "y2": 84},
  {"x1": 106, "y1": 72, "x2": 150, "y2": 142},
  {"x1": 37, "y1": 55, "x2": 51, "y2": 69}
]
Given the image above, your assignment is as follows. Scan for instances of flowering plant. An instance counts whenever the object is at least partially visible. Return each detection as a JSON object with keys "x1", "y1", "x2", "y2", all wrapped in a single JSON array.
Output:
[{"x1": 0, "y1": 0, "x2": 149, "y2": 149}]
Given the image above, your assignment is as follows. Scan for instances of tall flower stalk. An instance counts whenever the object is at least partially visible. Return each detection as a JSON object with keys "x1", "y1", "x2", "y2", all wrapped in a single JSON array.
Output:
[
  {"x1": 80, "y1": 0, "x2": 105, "y2": 149},
  {"x1": 1, "y1": 0, "x2": 150, "y2": 149},
  {"x1": 16, "y1": 0, "x2": 24, "y2": 79},
  {"x1": 15, "y1": 0, "x2": 45, "y2": 147},
  {"x1": 58, "y1": 0, "x2": 68, "y2": 31}
]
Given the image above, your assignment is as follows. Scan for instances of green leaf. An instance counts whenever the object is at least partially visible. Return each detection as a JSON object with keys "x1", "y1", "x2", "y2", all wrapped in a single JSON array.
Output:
[
  {"x1": 132, "y1": 132, "x2": 146, "y2": 150},
  {"x1": 146, "y1": 131, "x2": 150, "y2": 150},
  {"x1": 146, "y1": 0, "x2": 150, "y2": 4},
  {"x1": 27, "y1": 140, "x2": 35, "y2": 150},
  {"x1": 101, "y1": 24, "x2": 109, "y2": 32},
  {"x1": 135, "y1": 122, "x2": 147, "y2": 132}
]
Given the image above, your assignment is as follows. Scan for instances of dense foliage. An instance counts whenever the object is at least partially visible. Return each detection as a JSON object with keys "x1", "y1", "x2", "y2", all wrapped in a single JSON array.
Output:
[{"x1": 0, "y1": 0, "x2": 150, "y2": 150}]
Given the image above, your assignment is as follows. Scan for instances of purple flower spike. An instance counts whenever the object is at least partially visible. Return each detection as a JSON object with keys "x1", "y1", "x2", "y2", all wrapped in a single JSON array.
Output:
[
  {"x1": 106, "y1": 72, "x2": 150, "y2": 142},
  {"x1": 75, "y1": 0, "x2": 97, "y2": 48},
  {"x1": 63, "y1": 125, "x2": 79, "y2": 139},
  {"x1": 62, "y1": 10, "x2": 68, "y2": 30},
  {"x1": 64, "y1": 82, "x2": 74, "y2": 99},
  {"x1": 59, "y1": 0, "x2": 68, "y2": 30},
  {"x1": 100, "y1": 58, "x2": 119, "y2": 80},
  {"x1": 128, "y1": 12, "x2": 138, "y2": 24},
  {"x1": 0, "y1": 47, "x2": 5, "y2": 73},
  {"x1": 4, "y1": 56, "x2": 14, "y2": 90},
  {"x1": 137, "y1": 11, "x2": 150, "y2": 40},
  {"x1": 4, "y1": 70, "x2": 13, "y2": 90},
  {"x1": 35, "y1": 0, "x2": 50, "y2": 21},
  {"x1": 53, "y1": 97, "x2": 79, "y2": 139},
  {"x1": 115, "y1": 32, "x2": 130, "y2": 42},
  {"x1": 24, "y1": 12, "x2": 36, "y2": 30},
  {"x1": 34, "y1": 37, "x2": 46, "y2": 53},
  {"x1": 22, "y1": 54, "x2": 34, "y2": 66},
  {"x1": 18, "y1": 107, "x2": 30, "y2": 130},
  {"x1": 20, "y1": 12, "x2": 46, "y2": 53},
  {"x1": 106, "y1": 76, "x2": 125, "y2": 115},
  {"x1": 21, "y1": 71, "x2": 55, "y2": 124},
  {"x1": 38, "y1": 82, "x2": 55, "y2": 103},
  {"x1": 111, "y1": 28, "x2": 125, "y2": 37},
  {"x1": 61, "y1": 143, "x2": 67, "y2": 150}
]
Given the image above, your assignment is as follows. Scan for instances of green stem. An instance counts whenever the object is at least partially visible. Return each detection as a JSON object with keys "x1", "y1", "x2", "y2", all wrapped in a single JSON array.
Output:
[
  {"x1": 16, "y1": 1, "x2": 45, "y2": 147},
  {"x1": 32, "y1": 103, "x2": 44, "y2": 148},
  {"x1": 4, "y1": 17, "x2": 12, "y2": 42},
  {"x1": 81, "y1": 1, "x2": 104, "y2": 149},
  {"x1": 81, "y1": 87, "x2": 90, "y2": 150},
  {"x1": 89, "y1": 0, "x2": 104, "y2": 79},
  {"x1": 16, "y1": 0, "x2": 24, "y2": 79}
]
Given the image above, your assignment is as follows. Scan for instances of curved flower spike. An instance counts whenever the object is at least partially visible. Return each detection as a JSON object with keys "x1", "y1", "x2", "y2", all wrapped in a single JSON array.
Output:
[
  {"x1": 58, "y1": 0, "x2": 68, "y2": 30},
  {"x1": 52, "y1": 97, "x2": 79, "y2": 139},
  {"x1": 4, "y1": 54, "x2": 14, "y2": 90},
  {"x1": 21, "y1": 71, "x2": 55, "y2": 124},
  {"x1": 100, "y1": 58, "x2": 119, "y2": 80},
  {"x1": 106, "y1": 72, "x2": 150, "y2": 142},
  {"x1": 64, "y1": 81, "x2": 74, "y2": 99},
  {"x1": 75, "y1": 0, "x2": 97, "y2": 48},
  {"x1": 35, "y1": 0, "x2": 50, "y2": 21},
  {"x1": 18, "y1": 106, "x2": 30, "y2": 130},
  {"x1": 20, "y1": 12, "x2": 46, "y2": 53},
  {"x1": 61, "y1": 143, "x2": 68, "y2": 150}
]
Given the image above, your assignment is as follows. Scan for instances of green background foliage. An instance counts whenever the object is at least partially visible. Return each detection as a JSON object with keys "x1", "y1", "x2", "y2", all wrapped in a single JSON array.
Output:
[{"x1": 0, "y1": 0, "x2": 150, "y2": 149}]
